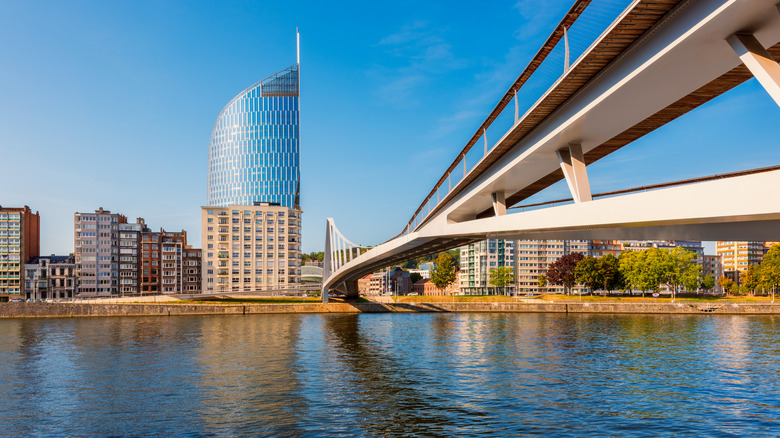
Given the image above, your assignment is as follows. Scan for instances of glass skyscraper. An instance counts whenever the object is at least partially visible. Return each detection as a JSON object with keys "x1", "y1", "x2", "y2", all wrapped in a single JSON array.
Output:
[{"x1": 207, "y1": 64, "x2": 300, "y2": 208}]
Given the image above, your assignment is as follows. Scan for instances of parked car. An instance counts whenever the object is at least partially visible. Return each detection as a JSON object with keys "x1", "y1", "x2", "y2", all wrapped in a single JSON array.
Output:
[{"x1": 9, "y1": 298, "x2": 23, "y2": 303}]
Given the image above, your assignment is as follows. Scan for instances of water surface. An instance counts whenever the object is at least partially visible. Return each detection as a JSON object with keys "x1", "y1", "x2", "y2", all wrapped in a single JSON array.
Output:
[{"x1": 0, "y1": 313, "x2": 778, "y2": 436}]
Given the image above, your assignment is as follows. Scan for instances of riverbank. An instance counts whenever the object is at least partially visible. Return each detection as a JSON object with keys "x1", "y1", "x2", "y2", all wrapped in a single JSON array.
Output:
[{"x1": 1, "y1": 300, "x2": 779, "y2": 318}]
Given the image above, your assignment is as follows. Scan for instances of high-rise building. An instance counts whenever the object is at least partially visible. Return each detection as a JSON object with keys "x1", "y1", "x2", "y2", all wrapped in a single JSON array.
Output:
[
  {"x1": 515, "y1": 240, "x2": 590, "y2": 295},
  {"x1": 201, "y1": 204, "x2": 302, "y2": 292},
  {"x1": 207, "y1": 64, "x2": 300, "y2": 209},
  {"x1": 203, "y1": 47, "x2": 303, "y2": 292},
  {"x1": 0, "y1": 206, "x2": 40, "y2": 301},
  {"x1": 459, "y1": 239, "x2": 515, "y2": 295},
  {"x1": 716, "y1": 241, "x2": 766, "y2": 283},
  {"x1": 119, "y1": 219, "x2": 146, "y2": 295},
  {"x1": 74, "y1": 208, "x2": 126, "y2": 296}
]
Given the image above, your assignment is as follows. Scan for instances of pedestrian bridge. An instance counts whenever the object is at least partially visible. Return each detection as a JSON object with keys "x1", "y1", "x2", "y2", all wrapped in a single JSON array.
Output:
[{"x1": 323, "y1": 0, "x2": 780, "y2": 299}]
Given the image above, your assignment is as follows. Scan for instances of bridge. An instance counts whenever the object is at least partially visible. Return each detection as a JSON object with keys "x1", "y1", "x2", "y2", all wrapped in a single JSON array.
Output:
[{"x1": 322, "y1": 0, "x2": 780, "y2": 300}]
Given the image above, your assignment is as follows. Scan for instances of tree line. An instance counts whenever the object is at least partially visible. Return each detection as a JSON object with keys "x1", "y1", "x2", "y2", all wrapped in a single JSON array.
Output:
[
  {"x1": 718, "y1": 244, "x2": 780, "y2": 295},
  {"x1": 545, "y1": 247, "x2": 709, "y2": 297}
]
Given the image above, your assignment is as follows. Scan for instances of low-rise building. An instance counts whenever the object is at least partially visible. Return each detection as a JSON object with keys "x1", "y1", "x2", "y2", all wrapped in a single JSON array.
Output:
[{"x1": 24, "y1": 255, "x2": 76, "y2": 300}]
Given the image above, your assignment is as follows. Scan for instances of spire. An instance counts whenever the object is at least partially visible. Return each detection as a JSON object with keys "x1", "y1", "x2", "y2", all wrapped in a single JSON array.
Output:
[{"x1": 296, "y1": 27, "x2": 300, "y2": 65}]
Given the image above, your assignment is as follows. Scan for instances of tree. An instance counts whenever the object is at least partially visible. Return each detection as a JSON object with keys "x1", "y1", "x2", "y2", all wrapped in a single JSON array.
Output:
[
  {"x1": 574, "y1": 257, "x2": 601, "y2": 293},
  {"x1": 760, "y1": 245, "x2": 780, "y2": 291},
  {"x1": 719, "y1": 276, "x2": 735, "y2": 295},
  {"x1": 741, "y1": 264, "x2": 761, "y2": 295},
  {"x1": 701, "y1": 274, "x2": 715, "y2": 293},
  {"x1": 546, "y1": 252, "x2": 585, "y2": 294},
  {"x1": 489, "y1": 266, "x2": 515, "y2": 295},
  {"x1": 599, "y1": 254, "x2": 624, "y2": 294},
  {"x1": 664, "y1": 247, "x2": 701, "y2": 300},
  {"x1": 409, "y1": 272, "x2": 423, "y2": 285},
  {"x1": 538, "y1": 274, "x2": 547, "y2": 288},
  {"x1": 575, "y1": 254, "x2": 623, "y2": 296},
  {"x1": 430, "y1": 252, "x2": 456, "y2": 293}
]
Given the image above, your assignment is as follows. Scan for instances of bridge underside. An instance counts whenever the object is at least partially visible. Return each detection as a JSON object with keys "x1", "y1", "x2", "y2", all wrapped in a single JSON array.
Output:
[{"x1": 327, "y1": 170, "x2": 780, "y2": 297}]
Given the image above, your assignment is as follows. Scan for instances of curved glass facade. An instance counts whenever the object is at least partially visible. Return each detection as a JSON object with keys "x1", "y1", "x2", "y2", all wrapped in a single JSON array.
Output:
[{"x1": 207, "y1": 64, "x2": 300, "y2": 208}]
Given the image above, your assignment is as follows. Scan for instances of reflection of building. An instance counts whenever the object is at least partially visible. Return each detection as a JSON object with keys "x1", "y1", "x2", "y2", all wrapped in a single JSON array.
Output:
[
  {"x1": 459, "y1": 239, "x2": 515, "y2": 295},
  {"x1": 201, "y1": 205, "x2": 302, "y2": 292},
  {"x1": 716, "y1": 241, "x2": 765, "y2": 284},
  {"x1": 0, "y1": 206, "x2": 40, "y2": 301},
  {"x1": 24, "y1": 255, "x2": 76, "y2": 300},
  {"x1": 516, "y1": 240, "x2": 590, "y2": 295}
]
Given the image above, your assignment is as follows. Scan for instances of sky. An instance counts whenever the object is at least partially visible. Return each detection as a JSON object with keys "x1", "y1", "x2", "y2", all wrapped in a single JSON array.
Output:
[{"x1": 1, "y1": 0, "x2": 779, "y2": 256}]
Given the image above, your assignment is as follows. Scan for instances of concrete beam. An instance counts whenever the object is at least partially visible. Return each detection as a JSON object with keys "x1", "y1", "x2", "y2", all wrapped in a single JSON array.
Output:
[
  {"x1": 556, "y1": 142, "x2": 592, "y2": 203},
  {"x1": 727, "y1": 32, "x2": 780, "y2": 108},
  {"x1": 492, "y1": 191, "x2": 506, "y2": 217}
]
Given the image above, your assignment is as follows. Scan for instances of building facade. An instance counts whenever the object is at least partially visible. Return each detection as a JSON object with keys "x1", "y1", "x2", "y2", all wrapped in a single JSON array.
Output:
[
  {"x1": 207, "y1": 64, "x2": 300, "y2": 209},
  {"x1": 119, "y1": 219, "x2": 146, "y2": 295},
  {"x1": 515, "y1": 240, "x2": 590, "y2": 295},
  {"x1": 459, "y1": 239, "x2": 515, "y2": 295},
  {"x1": 0, "y1": 206, "x2": 40, "y2": 301},
  {"x1": 201, "y1": 204, "x2": 302, "y2": 292},
  {"x1": 716, "y1": 241, "x2": 766, "y2": 283},
  {"x1": 24, "y1": 255, "x2": 76, "y2": 300},
  {"x1": 74, "y1": 208, "x2": 126, "y2": 296}
]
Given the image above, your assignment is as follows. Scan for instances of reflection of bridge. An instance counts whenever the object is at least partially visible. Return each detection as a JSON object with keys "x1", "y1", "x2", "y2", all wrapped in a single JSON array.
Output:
[{"x1": 323, "y1": 0, "x2": 780, "y2": 300}]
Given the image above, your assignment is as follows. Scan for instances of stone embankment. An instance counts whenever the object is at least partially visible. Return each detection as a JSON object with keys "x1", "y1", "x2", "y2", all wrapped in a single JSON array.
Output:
[{"x1": 0, "y1": 301, "x2": 779, "y2": 318}]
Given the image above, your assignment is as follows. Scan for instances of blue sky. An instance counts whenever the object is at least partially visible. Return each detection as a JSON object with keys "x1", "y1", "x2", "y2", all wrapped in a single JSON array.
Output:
[{"x1": 1, "y1": 0, "x2": 779, "y2": 255}]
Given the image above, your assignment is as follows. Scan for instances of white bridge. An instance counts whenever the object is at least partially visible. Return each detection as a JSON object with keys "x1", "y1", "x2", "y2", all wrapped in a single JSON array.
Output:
[{"x1": 323, "y1": 0, "x2": 780, "y2": 299}]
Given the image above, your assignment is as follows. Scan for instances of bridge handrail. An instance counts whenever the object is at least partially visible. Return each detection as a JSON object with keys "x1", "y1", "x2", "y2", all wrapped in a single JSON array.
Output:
[{"x1": 403, "y1": 0, "x2": 594, "y2": 234}]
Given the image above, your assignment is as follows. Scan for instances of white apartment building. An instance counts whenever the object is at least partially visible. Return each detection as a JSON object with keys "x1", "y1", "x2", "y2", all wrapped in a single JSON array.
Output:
[
  {"x1": 459, "y1": 239, "x2": 515, "y2": 295},
  {"x1": 201, "y1": 204, "x2": 302, "y2": 292}
]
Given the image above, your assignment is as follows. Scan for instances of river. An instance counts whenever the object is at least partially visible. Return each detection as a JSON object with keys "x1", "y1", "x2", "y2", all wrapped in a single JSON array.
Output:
[{"x1": 0, "y1": 313, "x2": 778, "y2": 436}]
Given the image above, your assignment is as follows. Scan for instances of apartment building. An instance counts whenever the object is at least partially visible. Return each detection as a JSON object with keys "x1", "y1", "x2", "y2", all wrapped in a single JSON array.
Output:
[
  {"x1": 716, "y1": 241, "x2": 766, "y2": 283},
  {"x1": 515, "y1": 240, "x2": 590, "y2": 295},
  {"x1": 24, "y1": 255, "x2": 76, "y2": 300},
  {"x1": 459, "y1": 239, "x2": 515, "y2": 295},
  {"x1": 74, "y1": 208, "x2": 126, "y2": 296},
  {"x1": 0, "y1": 206, "x2": 40, "y2": 301},
  {"x1": 201, "y1": 204, "x2": 302, "y2": 292}
]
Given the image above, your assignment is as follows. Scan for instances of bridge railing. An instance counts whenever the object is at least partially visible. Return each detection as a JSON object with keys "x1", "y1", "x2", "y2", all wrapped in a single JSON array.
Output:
[{"x1": 403, "y1": 0, "x2": 636, "y2": 235}]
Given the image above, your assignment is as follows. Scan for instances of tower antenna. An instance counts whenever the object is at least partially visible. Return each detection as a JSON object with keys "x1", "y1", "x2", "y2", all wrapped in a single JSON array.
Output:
[{"x1": 296, "y1": 27, "x2": 300, "y2": 65}]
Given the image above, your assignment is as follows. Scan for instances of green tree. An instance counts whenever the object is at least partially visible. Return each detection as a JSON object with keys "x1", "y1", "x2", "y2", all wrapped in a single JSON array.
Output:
[
  {"x1": 546, "y1": 252, "x2": 585, "y2": 295},
  {"x1": 574, "y1": 257, "x2": 601, "y2": 292},
  {"x1": 430, "y1": 252, "x2": 457, "y2": 293},
  {"x1": 664, "y1": 247, "x2": 701, "y2": 300},
  {"x1": 489, "y1": 266, "x2": 515, "y2": 295},
  {"x1": 409, "y1": 272, "x2": 423, "y2": 285},
  {"x1": 759, "y1": 245, "x2": 780, "y2": 298},
  {"x1": 741, "y1": 264, "x2": 761, "y2": 295},
  {"x1": 619, "y1": 248, "x2": 667, "y2": 296},
  {"x1": 719, "y1": 276, "x2": 735, "y2": 295},
  {"x1": 701, "y1": 274, "x2": 715, "y2": 293},
  {"x1": 538, "y1": 274, "x2": 547, "y2": 288}
]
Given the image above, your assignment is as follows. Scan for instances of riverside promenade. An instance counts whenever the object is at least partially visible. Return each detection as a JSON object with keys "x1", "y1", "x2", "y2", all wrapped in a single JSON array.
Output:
[{"x1": 2, "y1": 299, "x2": 780, "y2": 318}]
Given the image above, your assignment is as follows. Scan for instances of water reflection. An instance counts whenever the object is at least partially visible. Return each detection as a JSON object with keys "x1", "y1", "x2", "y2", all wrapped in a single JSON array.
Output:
[{"x1": 0, "y1": 314, "x2": 779, "y2": 436}]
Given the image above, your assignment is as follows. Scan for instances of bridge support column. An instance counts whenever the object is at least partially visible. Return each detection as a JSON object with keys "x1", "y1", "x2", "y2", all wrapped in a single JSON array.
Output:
[
  {"x1": 492, "y1": 191, "x2": 506, "y2": 216},
  {"x1": 322, "y1": 288, "x2": 329, "y2": 303},
  {"x1": 727, "y1": 32, "x2": 780, "y2": 108},
  {"x1": 556, "y1": 142, "x2": 592, "y2": 203}
]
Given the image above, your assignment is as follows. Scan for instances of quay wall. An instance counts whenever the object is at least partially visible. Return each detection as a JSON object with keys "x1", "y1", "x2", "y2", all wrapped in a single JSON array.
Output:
[{"x1": 0, "y1": 301, "x2": 779, "y2": 318}]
